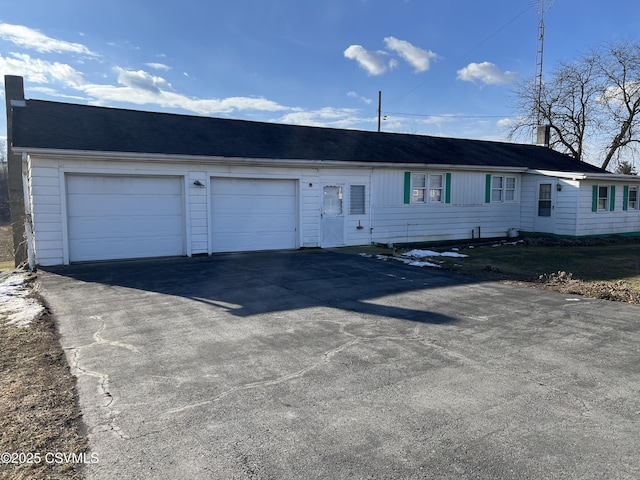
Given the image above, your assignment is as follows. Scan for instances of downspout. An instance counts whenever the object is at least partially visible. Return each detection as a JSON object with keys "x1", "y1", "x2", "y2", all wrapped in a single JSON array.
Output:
[
  {"x1": 21, "y1": 153, "x2": 35, "y2": 270},
  {"x1": 368, "y1": 168, "x2": 373, "y2": 245}
]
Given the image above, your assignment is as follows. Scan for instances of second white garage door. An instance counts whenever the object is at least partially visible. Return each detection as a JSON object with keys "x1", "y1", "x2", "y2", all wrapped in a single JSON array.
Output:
[
  {"x1": 66, "y1": 175, "x2": 185, "y2": 262},
  {"x1": 211, "y1": 178, "x2": 298, "y2": 252}
]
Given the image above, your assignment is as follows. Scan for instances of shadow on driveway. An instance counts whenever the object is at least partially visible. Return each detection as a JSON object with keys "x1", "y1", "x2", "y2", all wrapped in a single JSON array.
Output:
[{"x1": 43, "y1": 249, "x2": 473, "y2": 325}]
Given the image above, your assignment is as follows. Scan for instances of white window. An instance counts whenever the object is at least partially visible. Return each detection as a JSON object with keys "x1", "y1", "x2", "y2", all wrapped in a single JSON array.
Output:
[
  {"x1": 412, "y1": 173, "x2": 446, "y2": 204},
  {"x1": 491, "y1": 176, "x2": 503, "y2": 202},
  {"x1": 429, "y1": 174, "x2": 443, "y2": 203},
  {"x1": 350, "y1": 185, "x2": 365, "y2": 214},
  {"x1": 598, "y1": 186, "x2": 609, "y2": 211},
  {"x1": 411, "y1": 173, "x2": 426, "y2": 203},
  {"x1": 629, "y1": 186, "x2": 638, "y2": 210},
  {"x1": 491, "y1": 175, "x2": 517, "y2": 202},
  {"x1": 505, "y1": 177, "x2": 516, "y2": 201}
]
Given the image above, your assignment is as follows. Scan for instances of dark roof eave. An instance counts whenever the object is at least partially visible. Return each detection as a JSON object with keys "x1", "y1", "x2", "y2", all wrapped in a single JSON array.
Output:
[{"x1": 15, "y1": 147, "x2": 533, "y2": 172}]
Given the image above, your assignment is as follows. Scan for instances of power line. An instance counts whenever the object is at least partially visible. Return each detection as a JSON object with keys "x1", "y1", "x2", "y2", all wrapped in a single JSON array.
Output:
[{"x1": 383, "y1": 111, "x2": 513, "y2": 120}]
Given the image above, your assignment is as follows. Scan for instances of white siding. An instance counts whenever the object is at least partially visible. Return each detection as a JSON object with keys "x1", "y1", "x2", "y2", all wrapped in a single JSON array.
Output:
[
  {"x1": 451, "y1": 172, "x2": 485, "y2": 206},
  {"x1": 189, "y1": 171, "x2": 208, "y2": 254},
  {"x1": 301, "y1": 173, "x2": 320, "y2": 247},
  {"x1": 554, "y1": 180, "x2": 580, "y2": 236},
  {"x1": 28, "y1": 162, "x2": 65, "y2": 266},
  {"x1": 577, "y1": 181, "x2": 640, "y2": 236},
  {"x1": 519, "y1": 174, "x2": 537, "y2": 233},
  {"x1": 371, "y1": 170, "x2": 520, "y2": 244}
]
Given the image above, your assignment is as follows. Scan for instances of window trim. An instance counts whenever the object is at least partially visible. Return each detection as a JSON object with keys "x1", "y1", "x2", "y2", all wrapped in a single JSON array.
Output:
[
  {"x1": 624, "y1": 185, "x2": 638, "y2": 211},
  {"x1": 592, "y1": 184, "x2": 616, "y2": 212},
  {"x1": 411, "y1": 173, "x2": 427, "y2": 203},
  {"x1": 349, "y1": 184, "x2": 366, "y2": 215},
  {"x1": 405, "y1": 172, "x2": 450, "y2": 205},
  {"x1": 486, "y1": 174, "x2": 518, "y2": 203},
  {"x1": 597, "y1": 185, "x2": 609, "y2": 211},
  {"x1": 629, "y1": 186, "x2": 638, "y2": 210}
]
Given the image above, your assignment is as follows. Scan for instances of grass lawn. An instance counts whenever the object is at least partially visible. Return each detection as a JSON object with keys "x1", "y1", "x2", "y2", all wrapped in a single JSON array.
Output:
[{"x1": 408, "y1": 236, "x2": 640, "y2": 303}]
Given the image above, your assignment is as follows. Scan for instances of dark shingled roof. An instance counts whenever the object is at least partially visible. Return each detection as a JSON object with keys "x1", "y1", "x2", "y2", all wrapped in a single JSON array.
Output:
[{"x1": 12, "y1": 99, "x2": 607, "y2": 174}]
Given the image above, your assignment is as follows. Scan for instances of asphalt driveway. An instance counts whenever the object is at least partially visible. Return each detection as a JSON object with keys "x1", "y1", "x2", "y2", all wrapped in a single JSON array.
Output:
[{"x1": 39, "y1": 249, "x2": 640, "y2": 479}]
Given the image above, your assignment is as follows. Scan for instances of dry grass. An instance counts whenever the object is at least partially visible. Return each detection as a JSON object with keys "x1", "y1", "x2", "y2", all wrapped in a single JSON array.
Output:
[
  {"x1": 0, "y1": 228, "x2": 88, "y2": 480},
  {"x1": 0, "y1": 225, "x2": 14, "y2": 265},
  {"x1": 409, "y1": 236, "x2": 640, "y2": 304}
]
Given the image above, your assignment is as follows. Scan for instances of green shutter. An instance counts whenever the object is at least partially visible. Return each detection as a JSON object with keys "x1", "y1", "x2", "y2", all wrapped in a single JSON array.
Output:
[
  {"x1": 403, "y1": 172, "x2": 411, "y2": 204},
  {"x1": 445, "y1": 172, "x2": 452, "y2": 204},
  {"x1": 610, "y1": 185, "x2": 616, "y2": 211},
  {"x1": 623, "y1": 185, "x2": 629, "y2": 211},
  {"x1": 485, "y1": 174, "x2": 492, "y2": 203},
  {"x1": 592, "y1": 185, "x2": 598, "y2": 212}
]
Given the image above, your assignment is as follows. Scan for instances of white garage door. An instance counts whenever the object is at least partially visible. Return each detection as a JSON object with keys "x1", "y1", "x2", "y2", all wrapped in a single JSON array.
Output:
[
  {"x1": 66, "y1": 175, "x2": 185, "y2": 262},
  {"x1": 211, "y1": 178, "x2": 297, "y2": 252}
]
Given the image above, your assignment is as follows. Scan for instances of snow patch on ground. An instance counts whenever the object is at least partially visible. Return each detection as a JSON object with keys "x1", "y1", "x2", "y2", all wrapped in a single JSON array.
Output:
[
  {"x1": 0, "y1": 273, "x2": 45, "y2": 327},
  {"x1": 402, "y1": 249, "x2": 469, "y2": 259}
]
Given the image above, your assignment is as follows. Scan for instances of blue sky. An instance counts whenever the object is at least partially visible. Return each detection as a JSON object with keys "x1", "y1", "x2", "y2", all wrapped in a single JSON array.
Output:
[{"x1": 1, "y1": 0, "x2": 638, "y2": 154}]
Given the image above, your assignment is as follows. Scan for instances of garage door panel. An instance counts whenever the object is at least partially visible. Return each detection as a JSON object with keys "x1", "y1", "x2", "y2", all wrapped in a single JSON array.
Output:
[
  {"x1": 213, "y1": 178, "x2": 296, "y2": 196},
  {"x1": 68, "y1": 194, "x2": 182, "y2": 216},
  {"x1": 212, "y1": 197, "x2": 295, "y2": 214},
  {"x1": 68, "y1": 216, "x2": 183, "y2": 239},
  {"x1": 66, "y1": 175, "x2": 185, "y2": 262},
  {"x1": 211, "y1": 178, "x2": 297, "y2": 252},
  {"x1": 67, "y1": 175, "x2": 182, "y2": 195},
  {"x1": 213, "y1": 232, "x2": 294, "y2": 252},
  {"x1": 70, "y1": 236, "x2": 184, "y2": 262}
]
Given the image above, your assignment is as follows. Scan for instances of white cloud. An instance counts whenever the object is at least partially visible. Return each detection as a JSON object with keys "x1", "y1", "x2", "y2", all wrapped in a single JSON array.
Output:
[
  {"x1": 383, "y1": 37, "x2": 437, "y2": 73},
  {"x1": 343, "y1": 45, "x2": 388, "y2": 76},
  {"x1": 0, "y1": 53, "x2": 85, "y2": 87},
  {"x1": 78, "y1": 68, "x2": 291, "y2": 115},
  {"x1": 278, "y1": 107, "x2": 366, "y2": 129},
  {"x1": 115, "y1": 67, "x2": 171, "y2": 94},
  {"x1": 145, "y1": 62, "x2": 171, "y2": 71},
  {"x1": 0, "y1": 23, "x2": 96, "y2": 55},
  {"x1": 457, "y1": 62, "x2": 517, "y2": 85},
  {"x1": 497, "y1": 117, "x2": 518, "y2": 128},
  {"x1": 347, "y1": 91, "x2": 373, "y2": 105}
]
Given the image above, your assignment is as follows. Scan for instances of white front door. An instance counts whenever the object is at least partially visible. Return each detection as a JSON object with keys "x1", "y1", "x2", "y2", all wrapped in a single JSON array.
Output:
[
  {"x1": 321, "y1": 185, "x2": 344, "y2": 247},
  {"x1": 535, "y1": 180, "x2": 556, "y2": 233}
]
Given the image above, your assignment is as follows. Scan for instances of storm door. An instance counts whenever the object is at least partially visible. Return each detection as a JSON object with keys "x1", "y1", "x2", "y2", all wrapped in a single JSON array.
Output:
[{"x1": 321, "y1": 185, "x2": 345, "y2": 247}]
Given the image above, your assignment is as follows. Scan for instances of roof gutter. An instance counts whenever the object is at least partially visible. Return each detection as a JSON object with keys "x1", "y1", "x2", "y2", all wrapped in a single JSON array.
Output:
[{"x1": 528, "y1": 169, "x2": 640, "y2": 182}]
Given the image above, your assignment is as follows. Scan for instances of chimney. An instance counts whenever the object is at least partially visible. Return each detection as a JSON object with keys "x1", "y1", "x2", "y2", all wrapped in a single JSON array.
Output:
[
  {"x1": 4, "y1": 75, "x2": 27, "y2": 266},
  {"x1": 536, "y1": 124, "x2": 550, "y2": 147}
]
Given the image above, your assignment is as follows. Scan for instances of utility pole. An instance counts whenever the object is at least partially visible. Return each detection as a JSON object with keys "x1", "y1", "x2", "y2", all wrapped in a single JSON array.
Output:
[{"x1": 377, "y1": 90, "x2": 382, "y2": 132}]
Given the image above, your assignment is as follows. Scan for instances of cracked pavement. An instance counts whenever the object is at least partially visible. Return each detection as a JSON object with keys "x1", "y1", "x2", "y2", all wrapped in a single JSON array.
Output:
[{"x1": 38, "y1": 249, "x2": 640, "y2": 479}]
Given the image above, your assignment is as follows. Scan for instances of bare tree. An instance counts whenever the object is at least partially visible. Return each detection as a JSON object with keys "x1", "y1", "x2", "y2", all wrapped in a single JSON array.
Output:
[
  {"x1": 597, "y1": 40, "x2": 640, "y2": 170},
  {"x1": 508, "y1": 39, "x2": 640, "y2": 170}
]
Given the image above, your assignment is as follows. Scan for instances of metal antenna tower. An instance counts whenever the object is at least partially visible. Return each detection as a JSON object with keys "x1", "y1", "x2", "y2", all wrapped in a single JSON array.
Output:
[{"x1": 531, "y1": 0, "x2": 554, "y2": 126}]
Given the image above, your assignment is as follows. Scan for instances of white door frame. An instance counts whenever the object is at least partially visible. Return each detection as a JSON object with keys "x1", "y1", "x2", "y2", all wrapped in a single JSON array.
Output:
[{"x1": 534, "y1": 178, "x2": 556, "y2": 233}]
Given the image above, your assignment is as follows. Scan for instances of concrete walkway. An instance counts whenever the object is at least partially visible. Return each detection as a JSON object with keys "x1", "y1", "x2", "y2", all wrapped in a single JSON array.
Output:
[{"x1": 39, "y1": 250, "x2": 640, "y2": 479}]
